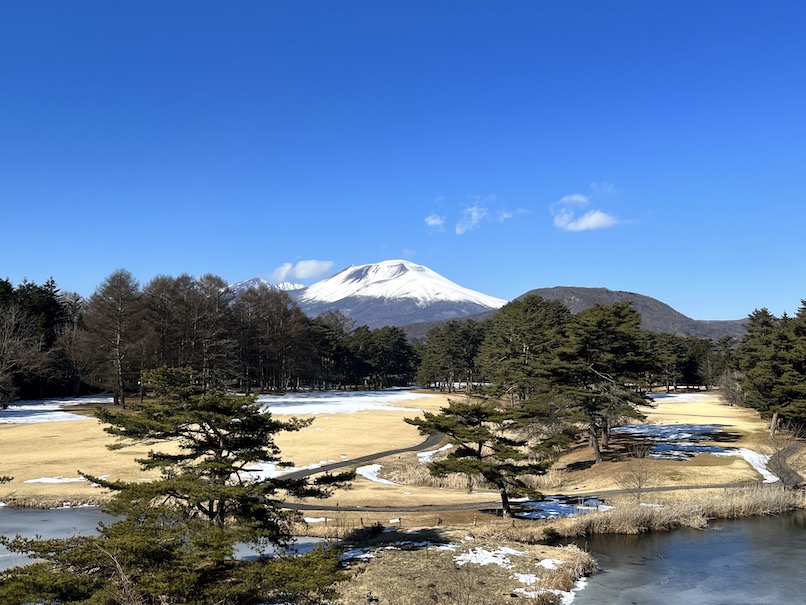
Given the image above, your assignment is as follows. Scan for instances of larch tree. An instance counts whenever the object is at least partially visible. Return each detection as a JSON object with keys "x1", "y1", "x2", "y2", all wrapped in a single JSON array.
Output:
[{"x1": 82, "y1": 269, "x2": 143, "y2": 406}]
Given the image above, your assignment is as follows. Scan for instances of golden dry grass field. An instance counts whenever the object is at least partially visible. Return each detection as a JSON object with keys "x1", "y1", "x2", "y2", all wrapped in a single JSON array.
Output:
[{"x1": 0, "y1": 389, "x2": 780, "y2": 513}]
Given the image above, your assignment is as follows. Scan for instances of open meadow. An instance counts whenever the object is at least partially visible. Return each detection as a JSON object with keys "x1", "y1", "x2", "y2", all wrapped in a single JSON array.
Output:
[{"x1": 0, "y1": 388, "x2": 792, "y2": 514}]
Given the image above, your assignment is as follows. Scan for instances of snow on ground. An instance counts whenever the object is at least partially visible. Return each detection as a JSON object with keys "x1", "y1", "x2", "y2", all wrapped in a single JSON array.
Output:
[
  {"x1": 648, "y1": 392, "x2": 712, "y2": 403},
  {"x1": 417, "y1": 443, "x2": 453, "y2": 463},
  {"x1": 240, "y1": 460, "x2": 336, "y2": 480},
  {"x1": 0, "y1": 395, "x2": 113, "y2": 424},
  {"x1": 257, "y1": 388, "x2": 437, "y2": 416},
  {"x1": 716, "y1": 448, "x2": 779, "y2": 483},
  {"x1": 454, "y1": 546, "x2": 524, "y2": 568},
  {"x1": 612, "y1": 422, "x2": 779, "y2": 482},
  {"x1": 356, "y1": 464, "x2": 396, "y2": 485},
  {"x1": 24, "y1": 476, "x2": 87, "y2": 484},
  {"x1": 1, "y1": 389, "x2": 435, "y2": 425}
]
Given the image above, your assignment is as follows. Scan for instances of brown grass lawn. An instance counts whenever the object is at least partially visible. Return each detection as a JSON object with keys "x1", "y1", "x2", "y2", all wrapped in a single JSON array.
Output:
[{"x1": 0, "y1": 389, "x2": 781, "y2": 510}]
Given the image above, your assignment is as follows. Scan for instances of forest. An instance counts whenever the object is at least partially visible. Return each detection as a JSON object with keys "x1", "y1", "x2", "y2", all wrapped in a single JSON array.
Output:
[{"x1": 1, "y1": 269, "x2": 803, "y2": 434}]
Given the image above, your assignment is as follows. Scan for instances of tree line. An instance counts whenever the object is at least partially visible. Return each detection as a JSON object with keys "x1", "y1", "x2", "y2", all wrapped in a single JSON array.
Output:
[{"x1": 0, "y1": 270, "x2": 416, "y2": 405}]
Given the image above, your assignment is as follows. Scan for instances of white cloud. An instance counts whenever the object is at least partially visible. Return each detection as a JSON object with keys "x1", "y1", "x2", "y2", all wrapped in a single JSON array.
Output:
[
  {"x1": 271, "y1": 262, "x2": 293, "y2": 282},
  {"x1": 424, "y1": 213, "x2": 445, "y2": 231},
  {"x1": 551, "y1": 193, "x2": 618, "y2": 232},
  {"x1": 455, "y1": 205, "x2": 488, "y2": 235},
  {"x1": 554, "y1": 209, "x2": 618, "y2": 232},
  {"x1": 271, "y1": 260, "x2": 334, "y2": 282},
  {"x1": 558, "y1": 193, "x2": 590, "y2": 206},
  {"x1": 402, "y1": 248, "x2": 416, "y2": 258}
]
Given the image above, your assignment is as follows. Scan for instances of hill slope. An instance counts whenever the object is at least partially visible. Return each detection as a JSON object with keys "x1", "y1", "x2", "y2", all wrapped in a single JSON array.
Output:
[{"x1": 403, "y1": 286, "x2": 746, "y2": 341}]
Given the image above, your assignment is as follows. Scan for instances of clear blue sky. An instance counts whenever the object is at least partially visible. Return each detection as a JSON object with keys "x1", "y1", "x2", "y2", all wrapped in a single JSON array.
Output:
[{"x1": 2, "y1": 1, "x2": 804, "y2": 320}]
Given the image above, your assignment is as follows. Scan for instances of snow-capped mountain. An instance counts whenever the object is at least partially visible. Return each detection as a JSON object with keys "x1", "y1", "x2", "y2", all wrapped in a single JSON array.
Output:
[
  {"x1": 228, "y1": 277, "x2": 305, "y2": 296},
  {"x1": 296, "y1": 260, "x2": 507, "y2": 328}
]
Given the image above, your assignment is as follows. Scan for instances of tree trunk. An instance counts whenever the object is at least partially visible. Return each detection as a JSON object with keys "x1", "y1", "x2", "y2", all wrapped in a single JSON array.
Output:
[
  {"x1": 769, "y1": 410, "x2": 780, "y2": 438},
  {"x1": 499, "y1": 486, "x2": 512, "y2": 517},
  {"x1": 589, "y1": 424, "x2": 603, "y2": 463}
]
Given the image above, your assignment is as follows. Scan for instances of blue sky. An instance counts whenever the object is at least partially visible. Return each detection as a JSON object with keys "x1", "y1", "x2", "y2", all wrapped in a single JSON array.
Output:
[{"x1": 2, "y1": 1, "x2": 804, "y2": 320}]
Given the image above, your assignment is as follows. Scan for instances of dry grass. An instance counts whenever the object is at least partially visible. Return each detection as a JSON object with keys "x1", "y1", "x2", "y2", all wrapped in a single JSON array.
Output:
[
  {"x1": 380, "y1": 455, "x2": 568, "y2": 493},
  {"x1": 334, "y1": 528, "x2": 597, "y2": 605},
  {"x1": 547, "y1": 484, "x2": 804, "y2": 537}
]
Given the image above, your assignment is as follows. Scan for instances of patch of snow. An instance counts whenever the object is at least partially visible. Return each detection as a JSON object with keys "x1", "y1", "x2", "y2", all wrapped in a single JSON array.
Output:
[
  {"x1": 648, "y1": 392, "x2": 711, "y2": 403},
  {"x1": 417, "y1": 444, "x2": 453, "y2": 464},
  {"x1": 538, "y1": 558, "x2": 562, "y2": 570},
  {"x1": 24, "y1": 476, "x2": 87, "y2": 484},
  {"x1": 389, "y1": 518, "x2": 401, "y2": 524},
  {"x1": 356, "y1": 464, "x2": 396, "y2": 485},
  {"x1": 341, "y1": 548, "x2": 375, "y2": 561},
  {"x1": 240, "y1": 460, "x2": 334, "y2": 480},
  {"x1": 454, "y1": 546, "x2": 525, "y2": 569},
  {"x1": 715, "y1": 448, "x2": 779, "y2": 483},
  {"x1": 299, "y1": 260, "x2": 507, "y2": 308},
  {"x1": 514, "y1": 572, "x2": 539, "y2": 585},
  {"x1": 257, "y1": 388, "x2": 437, "y2": 416},
  {"x1": 304, "y1": 517, "x2": 331, "y2": 523},
  {"x1": 612, "y1": 422, "x2": 779, "y2": 481}
]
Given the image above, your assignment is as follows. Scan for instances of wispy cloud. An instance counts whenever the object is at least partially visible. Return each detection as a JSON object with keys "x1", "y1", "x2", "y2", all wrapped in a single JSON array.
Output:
[
  {"x1": 424, "y1": 213, "x2": 446, "y2": 231},
  {"x1": 590, "y1": 181, "x2": 618, "y2": 195},
  {"x1": 551, "y1": 193, "x2": 619, "y2": 232},
  {"x1": 456, "y1": 205, "x2": 488, "y2": 235},
  {"x1": 271, "y1": 259, "x2": 334, "y2": 282}
]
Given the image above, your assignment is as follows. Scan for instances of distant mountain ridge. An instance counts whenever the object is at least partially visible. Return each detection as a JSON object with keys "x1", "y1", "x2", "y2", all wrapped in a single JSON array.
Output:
[
  {"x1": 402, "y1": 286, "x2": 747, "y2": 341},
  {"x1": 230, "y1": 263, "x2": 746, "y2": 341},
  {"x1": 228, "y1": 277, "x2": 305, "y2": 296}
]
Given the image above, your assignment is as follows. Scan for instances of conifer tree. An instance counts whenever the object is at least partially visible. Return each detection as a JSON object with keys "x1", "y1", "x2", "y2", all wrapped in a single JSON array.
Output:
[
  {"x1": 0, "y1": 367, "x2": 352, "y2": 605},
  {"x1": 406, "y1": 398, "x2": 557, "y2": 516}
]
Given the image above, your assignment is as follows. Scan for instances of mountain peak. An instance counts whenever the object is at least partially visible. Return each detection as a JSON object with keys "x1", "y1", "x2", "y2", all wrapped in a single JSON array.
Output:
[
  {"x1": 299, "y1": 260, "x2": 507, "y2": 308},
  {"x1": 228, "y1": 277, "x2": 305, "y2": 295}
]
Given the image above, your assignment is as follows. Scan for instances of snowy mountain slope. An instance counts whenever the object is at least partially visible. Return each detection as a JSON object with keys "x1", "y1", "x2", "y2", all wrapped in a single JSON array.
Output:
[
  {"x1": 228, "y1": 277, "x2": 305, "y2": 296},
  {"x1": 298, "y1": 260, "x2": 507, "y2": 308}
]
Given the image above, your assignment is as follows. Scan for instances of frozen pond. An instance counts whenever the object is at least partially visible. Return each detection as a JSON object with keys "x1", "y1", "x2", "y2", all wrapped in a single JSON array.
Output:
[{"x1": 572, "y1": 510, "x2": 806, "y2": 604}]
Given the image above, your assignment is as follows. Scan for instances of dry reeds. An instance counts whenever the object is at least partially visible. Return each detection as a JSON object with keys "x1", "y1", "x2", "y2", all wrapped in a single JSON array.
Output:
[{"x1": 549, "y1": 484, "x2": 804, "y2": 538}]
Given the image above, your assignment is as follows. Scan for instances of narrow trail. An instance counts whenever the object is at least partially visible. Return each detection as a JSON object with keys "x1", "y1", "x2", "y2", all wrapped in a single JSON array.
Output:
[{"x1": 281, "y1": 431, "x2": 445, "y2": 481}]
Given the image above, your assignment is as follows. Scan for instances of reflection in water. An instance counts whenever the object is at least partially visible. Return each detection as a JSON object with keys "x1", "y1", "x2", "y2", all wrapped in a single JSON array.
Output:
[
  {"x1": 573, "y1": 510, "x2": 806, "y2": 604},
  {"x1": 0, "y1": 506, "x2": 323, "y2": 571}
]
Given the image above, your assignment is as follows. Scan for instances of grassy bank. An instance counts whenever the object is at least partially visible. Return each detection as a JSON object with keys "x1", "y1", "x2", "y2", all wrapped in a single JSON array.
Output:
[{"x1": 332, "y1": 525, "x2": 597, "y2": 605}]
